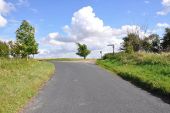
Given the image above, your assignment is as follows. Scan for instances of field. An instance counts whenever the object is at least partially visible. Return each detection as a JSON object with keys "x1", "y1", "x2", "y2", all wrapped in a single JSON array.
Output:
[
  {"x1": 97, "y1": 52, "x2": 170, "y2": 99},
  {"x1": 0, "y1": 59, "x2": 55, "y2": 113}
]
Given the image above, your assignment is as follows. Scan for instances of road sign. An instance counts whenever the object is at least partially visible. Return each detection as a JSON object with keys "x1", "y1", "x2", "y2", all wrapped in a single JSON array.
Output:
[{"x1": 107, "y1": 44, "x2": 115, "y2": 54}]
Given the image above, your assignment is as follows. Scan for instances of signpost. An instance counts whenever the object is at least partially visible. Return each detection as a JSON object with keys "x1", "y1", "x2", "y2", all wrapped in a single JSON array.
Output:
[
  {"x1": 100, "y1": 51, "x2": 102, "y2": 58},
  {"x1": 107, "y1": 44, "x2": 115, "y2": 54}
]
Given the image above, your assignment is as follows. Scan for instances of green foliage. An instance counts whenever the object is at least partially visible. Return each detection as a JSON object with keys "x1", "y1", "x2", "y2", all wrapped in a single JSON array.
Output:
[
  {"x1": 97, "y1": 52, "x2": 170, "y2": 97},
  {"x1": 8, "y1": 41, "x2": 21, "y2": 58},
  {"x1": 122, "y1": 33, "x2": 161, "y2": 53},
  {"x1": 122, "y1": 33, "x2": 141, "y2": 53},
  {"x1": 0, "y1": 41, "x2": 9, "y2": 58},
  {"x1": 104, "y1": 52, "x2": 170, "y2": 65},
  {"x1": 161, "y1": 28, "x2": 170, "y2": 52},
  {"x1": 102, "y1": 53, "x2": 114, "y2": 60},
  {"x1": 76, "y1": 43, "x2": 91, "y2": 59},
  {"x1": 141, "y1": 37, "x2": 152, "y2": 52},
  {"x1": 0, "y1": 59, "x2": 55, "y2": 113},
  {"x1": 149, "y1": 34, "x2": 161, "y2": 53},
  {"x1": 16, "y1": 20, "x2": 38, "y2": 58}
]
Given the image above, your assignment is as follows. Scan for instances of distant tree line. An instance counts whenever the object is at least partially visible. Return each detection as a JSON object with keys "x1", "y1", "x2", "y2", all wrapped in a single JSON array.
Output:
[
  {"x1": 0, "y1": 20, "x2": 38, "y2": 59},
  {"x1": 121, "y1": 28, "x2": 170, "y2": 53},
  {"x1": 76, "y1": 27, "x2": 170, "y2": 59}
]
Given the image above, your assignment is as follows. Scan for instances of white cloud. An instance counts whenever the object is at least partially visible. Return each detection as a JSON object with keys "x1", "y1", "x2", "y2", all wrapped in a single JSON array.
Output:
[
  {"x1": 48, "y1": 32, "x2": 59, "y2": 39},
  {"x1": 157, "y1": 0, "x2": 170, "y2": 15},
  {"x1": 162, "y1": 0, "x2": 170, "y2": 6},
  {"x1": 38, "y1": 49, "x2": 50, "y2": 55},
  {"x1": 41, "y1": 6, "x2": 148, "y2": 58},
  {"x1": 0, "y1": 14, "x2": 7, "y2": 27},
  {"x1": 0, "y1": 0, "x2": 15, "y2": 27},
  {"x1": 157, "y1": 22, "x2": 170, "y2": 28},
  {"x1": 0, "y1": 0, "x2": 15, "y2": 15}
]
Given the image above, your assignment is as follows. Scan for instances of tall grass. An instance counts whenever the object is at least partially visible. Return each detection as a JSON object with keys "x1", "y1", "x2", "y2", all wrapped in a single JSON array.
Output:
[
  {"x1": 0, "y1": 59, "x2": 55, "y2": 113},
  {"x1": 97, "y1": 52, "x2": 170, "y2": 98}
]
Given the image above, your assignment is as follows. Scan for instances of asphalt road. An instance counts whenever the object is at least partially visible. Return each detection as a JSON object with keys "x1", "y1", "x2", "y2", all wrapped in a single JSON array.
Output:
[{"x1": 24, "y1": 61, "x2": 170, "y2": 113}]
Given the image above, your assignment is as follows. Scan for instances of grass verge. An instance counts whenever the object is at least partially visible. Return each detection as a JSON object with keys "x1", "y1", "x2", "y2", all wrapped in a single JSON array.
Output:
[
  {"x1": 97, "y1": 52, "x2": 170, "y2": 101},
  {"x1": 0, "y1": 59, "x2": 55, "y2": 113}
]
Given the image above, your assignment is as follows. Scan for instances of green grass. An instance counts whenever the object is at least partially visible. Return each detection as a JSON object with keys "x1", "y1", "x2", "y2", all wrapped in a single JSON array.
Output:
[
  {"x1": 97, "y1": 52, "x2": 170, "y2": 98},
  {"x1": 0, "y1": 58, "x2": 55, "y2": 113}
]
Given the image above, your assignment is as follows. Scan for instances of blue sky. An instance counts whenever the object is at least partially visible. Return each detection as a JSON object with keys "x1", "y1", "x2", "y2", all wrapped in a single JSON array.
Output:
[{"x1": 0, "y1": 0, "x2": 170, "y2": 58}]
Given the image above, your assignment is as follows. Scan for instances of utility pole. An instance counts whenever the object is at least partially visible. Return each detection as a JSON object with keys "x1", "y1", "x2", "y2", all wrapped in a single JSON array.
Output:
[{"x1": 107, "y1": 44, "x2": 115, "y2": 54}]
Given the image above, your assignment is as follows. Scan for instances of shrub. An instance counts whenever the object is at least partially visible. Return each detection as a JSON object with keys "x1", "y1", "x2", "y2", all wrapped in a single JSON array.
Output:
[
  {"x1": 102, "y1": 53, "x2": 114, "y2": 60},
  {"x1": 0, "y1": 41, "x2": 9, "y2": 58}
]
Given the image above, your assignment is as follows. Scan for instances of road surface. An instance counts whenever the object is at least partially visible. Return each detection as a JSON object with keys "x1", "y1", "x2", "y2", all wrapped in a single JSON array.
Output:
[{"x1": 24, "y1": 61, "x2": 170, "y2": 113}]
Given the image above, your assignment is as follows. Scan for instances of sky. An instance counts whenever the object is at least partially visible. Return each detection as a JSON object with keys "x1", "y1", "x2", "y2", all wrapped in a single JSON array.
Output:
[{"x1": 0, "y1": 0, "x2": 170, "y2": 58}]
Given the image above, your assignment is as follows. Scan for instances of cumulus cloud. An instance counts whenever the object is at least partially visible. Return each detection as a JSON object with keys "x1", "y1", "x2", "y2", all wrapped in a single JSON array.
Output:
[
  {"x1": 0, "y1": 0, "x2": 15, "y2": 27},
  {"x1": 42, "y1": 6, "x2": 148, "y2": 58},
  {"x1": 157, "y1": 0, "x2": 170, "y2": 15}
]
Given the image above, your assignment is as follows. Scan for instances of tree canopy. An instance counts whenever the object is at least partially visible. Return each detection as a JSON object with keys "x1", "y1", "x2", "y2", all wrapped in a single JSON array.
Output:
[
  {"x1": 161, "y1": 28, "x2": 170, "y2": 52},
  {"x1": 76, "y1": 43, "x2": 91, "y2": 59},
  {"x1": 122, "y1": 33, "x2": 141, "y2": 53},
  {"x1": 16, "y1": 20, "x2": 38, "y2": 58}
]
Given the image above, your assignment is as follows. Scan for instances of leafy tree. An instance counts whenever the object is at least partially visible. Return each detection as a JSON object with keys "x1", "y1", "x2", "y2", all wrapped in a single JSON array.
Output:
[
  {"x1": 32, "y1": 42, "x2": 39, "y2": 58},
  {"x1": 141, "y1": 37, "x2": 152, "y2": 52},
  {"x1": 141, "y1": 34, "x2": 161, "y2": 53},
  {"x1": 76, "y1": 43, "x2": 91, "y2": 59},
  {"x1": 161, "y1": 28, "x2": 170, "y2": 52},
  {"x1": 0, "y1": 41, "x2": 9, "y2": 58},
  {"x1": 149, "y1": 34, "x2": 161, "y2": 53},
  {"x1": 122, "y1": 33, "x2": 141, "y2": 53},
  {"x1": 16, "y1": 20, "x2": 38, "y2": 59},
  {"x1": 8, "y1": 41, "x2": 21, "y2": 58}
]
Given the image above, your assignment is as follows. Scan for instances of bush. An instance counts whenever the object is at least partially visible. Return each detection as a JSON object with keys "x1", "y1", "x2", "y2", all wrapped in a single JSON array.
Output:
[
  {"x1": 103, "y1": 52, "x2": 170, "y2": 65},
  {"x1": 102, "y1": 53, "x2": 114, "y2": 60},
  {"x1": 0, "y1": 41, "x2": 9, "y2": 58}
]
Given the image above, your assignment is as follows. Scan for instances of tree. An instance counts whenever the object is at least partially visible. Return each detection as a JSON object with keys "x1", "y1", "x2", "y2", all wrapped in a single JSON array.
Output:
[
  {"x1": 141, "y1": 34, "x2": 161, "y2": 53},
  {"x1": 122, "y1": 33, "x2": 141, "y2": 53},
  {"x1": 16, "y1": 20, "x2": 38, "y2": 59},
  {"x1": 32, "y1": 42, "x2": 39, "y2": 58},
  {"x1": 149, "y1": 34, "x2": 161, "y2": 53},
  {"x1": 161, "y1": 28, "x2": 170, "y2": 52},
  {"x1": 141, "y1": 37, "x2": 152, "y2": 52},
  {"x1": 8, "y1": 41, "x2": 21, "y2": 58},
  {"x1": 0, "y1": 41, "x2": 9, "y2": 58},
  {"x1": 76, "y1": 43, "x2": 91, "y2": 59}
]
